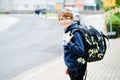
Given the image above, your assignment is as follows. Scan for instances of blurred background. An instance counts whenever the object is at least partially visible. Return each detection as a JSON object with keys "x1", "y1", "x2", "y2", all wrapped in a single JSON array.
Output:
[
  {"x1": 0, "y1": 0, "x2": 120, "y2": 80},
  {"x1": 0, "y1": 0, "x2": 103, "y2": 14}
]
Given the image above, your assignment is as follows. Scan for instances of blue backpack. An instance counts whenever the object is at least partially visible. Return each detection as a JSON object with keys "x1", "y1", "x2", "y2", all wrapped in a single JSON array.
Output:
[{"x1": 71, "y1": 25, "x2": 109, "y2": 63}]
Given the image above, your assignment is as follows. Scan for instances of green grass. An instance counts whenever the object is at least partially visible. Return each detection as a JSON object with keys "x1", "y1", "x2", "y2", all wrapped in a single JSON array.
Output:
[
  {"x1": 44, "y1": 13, "x2": 58, "y2": 17},
  {"x1": 0, "y1": 12, "x2": 8, "y2": 14}
]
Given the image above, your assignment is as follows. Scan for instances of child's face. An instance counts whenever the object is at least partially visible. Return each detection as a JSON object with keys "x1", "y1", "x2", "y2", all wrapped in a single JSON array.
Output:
[{"x1": 59, "y1": 16, "x2": 74, "y2": 29}]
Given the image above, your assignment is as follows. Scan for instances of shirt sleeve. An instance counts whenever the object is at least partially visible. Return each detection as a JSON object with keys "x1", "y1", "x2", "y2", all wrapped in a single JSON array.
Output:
[{"x1": 67, "y1": 31, "x2": 84, "y2": 56}]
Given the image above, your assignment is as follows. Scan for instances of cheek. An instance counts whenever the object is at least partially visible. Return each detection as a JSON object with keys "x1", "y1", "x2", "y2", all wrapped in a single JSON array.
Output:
[
  {"x1": 59, "y1": 21, "x2": 64, "y2": 25},
  {"x1": 59, "y1": 21, "x2": 65, "y2": 25},
  {"x1": 67, "y1": 21, "x2": 73, "y2": 26}
]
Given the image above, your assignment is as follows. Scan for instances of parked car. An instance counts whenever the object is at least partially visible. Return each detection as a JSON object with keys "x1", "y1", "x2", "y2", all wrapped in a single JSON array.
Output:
[
  {"x1": 35, "y1": 8, "x2": 41, "y2": 15},
  {"x1": 41, "y1": 8, "x2": 47, "y2": 14}
]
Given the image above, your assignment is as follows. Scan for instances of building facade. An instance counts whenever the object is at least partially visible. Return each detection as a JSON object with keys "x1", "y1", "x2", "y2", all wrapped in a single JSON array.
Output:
[
  {"x1": 0, "y1": 0, "x2": 63, "y2": 12},
  {"x1": 0, "y1": 0, "x2": 101, "y2": 13},
  {"x1": 64, "y1": 0, "x2": 97, "y2": 11}
]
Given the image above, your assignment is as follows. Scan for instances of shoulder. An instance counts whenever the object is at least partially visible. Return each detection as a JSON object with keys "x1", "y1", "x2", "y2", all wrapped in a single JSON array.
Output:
[
  {"x1": 71, "y1": 29, "x2": 83, "y2": 39},
  {"x1": 73, "y1": 31, "x2": 81, "y2": 38}
]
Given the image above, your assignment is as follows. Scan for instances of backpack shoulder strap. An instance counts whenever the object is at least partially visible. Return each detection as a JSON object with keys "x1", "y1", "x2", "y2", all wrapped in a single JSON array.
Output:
[
  {"x1": 101, "y1": 32, "x2": 110, "y2": 48},
  {"x1": 70, "y1": 28, "x2": 80, "y2": 36}
]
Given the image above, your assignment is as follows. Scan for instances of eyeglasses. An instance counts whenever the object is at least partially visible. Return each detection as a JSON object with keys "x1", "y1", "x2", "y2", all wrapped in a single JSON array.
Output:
[{"x1": 59, "y1": 18, "x2": 72, "y2": 21}]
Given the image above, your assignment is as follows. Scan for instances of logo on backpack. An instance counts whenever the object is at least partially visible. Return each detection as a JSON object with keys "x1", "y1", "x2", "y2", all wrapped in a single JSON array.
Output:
[{"x1": 71, "y1": 25, "x2": 109, "y2": 63}]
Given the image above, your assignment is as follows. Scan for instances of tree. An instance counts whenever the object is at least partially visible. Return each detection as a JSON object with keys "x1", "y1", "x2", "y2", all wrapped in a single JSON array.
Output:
[
  {"x1": 116, "y1": 0, "x2": 120, "y2": 7},
  {"x1": 96, "y1": 0, "x2": 103, "y2": 8}
]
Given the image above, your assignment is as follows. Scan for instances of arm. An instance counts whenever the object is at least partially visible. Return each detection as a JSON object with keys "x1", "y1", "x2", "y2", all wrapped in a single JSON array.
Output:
[{"x1": 66, "y1": 32, "x2": 84, "y2": 56}]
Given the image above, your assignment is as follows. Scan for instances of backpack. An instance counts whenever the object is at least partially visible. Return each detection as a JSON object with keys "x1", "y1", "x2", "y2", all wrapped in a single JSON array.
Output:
[{"x1": 70, "y1": 25, "x2": 109, "y2": 63}]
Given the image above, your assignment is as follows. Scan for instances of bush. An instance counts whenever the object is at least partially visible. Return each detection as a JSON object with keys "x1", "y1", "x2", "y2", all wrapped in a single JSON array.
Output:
[
  {"x1": 106, "y1": 15, "x2": 120, "y2": 37},
  {"x1": 114, "y1": 13, "x2": 120, "y2": 18},
  {"x1": 104, "y1": 7, "x2": 110, "y2": 12}
]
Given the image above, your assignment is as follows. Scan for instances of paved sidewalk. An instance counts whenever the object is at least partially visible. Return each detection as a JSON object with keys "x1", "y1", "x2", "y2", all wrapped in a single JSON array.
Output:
[{"x1": 11, "y1": 38, "x2": 120, "y2": 80}]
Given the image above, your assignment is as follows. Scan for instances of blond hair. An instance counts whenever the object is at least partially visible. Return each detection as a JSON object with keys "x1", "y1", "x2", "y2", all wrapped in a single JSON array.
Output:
[{"x1": 58, "y1": 8, "x2": 73, "y2": 20}]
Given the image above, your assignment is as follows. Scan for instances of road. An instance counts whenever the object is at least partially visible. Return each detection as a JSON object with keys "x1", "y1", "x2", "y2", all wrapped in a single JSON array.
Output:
[{"x1": 0, "y1": 14, "x2": 63, "y2": 80}]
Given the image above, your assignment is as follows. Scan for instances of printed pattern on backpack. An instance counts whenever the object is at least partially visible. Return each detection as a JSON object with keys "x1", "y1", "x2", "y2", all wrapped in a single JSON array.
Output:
[{"x1": 71, "y1": 25, "x2": 109, "y2": 63}]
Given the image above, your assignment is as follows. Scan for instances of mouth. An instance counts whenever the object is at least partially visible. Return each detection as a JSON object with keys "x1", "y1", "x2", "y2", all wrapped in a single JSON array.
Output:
[{"x1": 63, "y1": 23, "x2": 68, "y2": 25}]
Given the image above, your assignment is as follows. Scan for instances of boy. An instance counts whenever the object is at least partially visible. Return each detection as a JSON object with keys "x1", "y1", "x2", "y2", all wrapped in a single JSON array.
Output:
[{"x1": 58, "y1": 8, "x2": 87, "y2": 80}]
